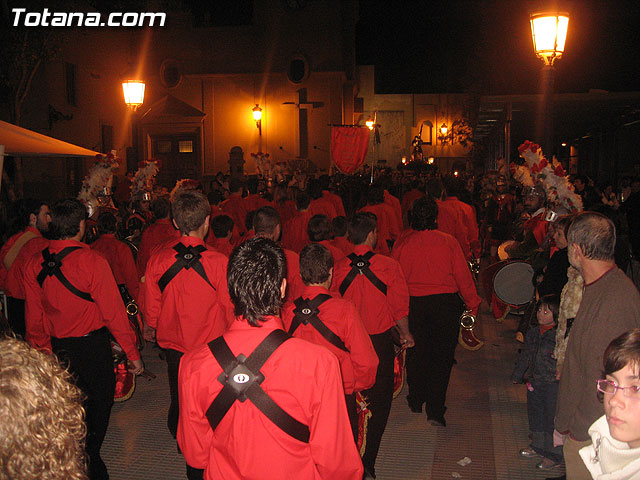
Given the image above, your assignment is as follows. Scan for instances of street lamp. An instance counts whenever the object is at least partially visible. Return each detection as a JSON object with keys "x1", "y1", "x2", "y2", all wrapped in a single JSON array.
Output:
[{"x1": 530, "y1": 10, "x2": 569, "y2": 154}]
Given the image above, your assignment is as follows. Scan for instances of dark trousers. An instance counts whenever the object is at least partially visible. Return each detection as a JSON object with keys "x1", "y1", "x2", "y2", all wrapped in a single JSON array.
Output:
[
  {"x1": 527, "y1": 380, "x2": 563, "y2": 463},
  {"x1": 7, "y1": 297, "x2": 25, "y2": 338},
  {"x1": 52, "y1": 327, "x2": 115, "y2": 480},
  {"x1": 406, "y1": 293, "x2": 463, "y2": 421},
  {"x1": 345, "y1": 393, "x2": 358, "y2": 443},
  {"x1": 361, "y1": 329, "x2": 395, "y2": 476},
  {"x1": 164, "y1": 347, "x2": 184, "y2": 439}
]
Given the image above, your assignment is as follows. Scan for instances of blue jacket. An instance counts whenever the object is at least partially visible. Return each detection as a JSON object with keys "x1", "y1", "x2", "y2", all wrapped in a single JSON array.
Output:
[{"x1": 512, "y1": 325, "x2": 558, "y2": 384}]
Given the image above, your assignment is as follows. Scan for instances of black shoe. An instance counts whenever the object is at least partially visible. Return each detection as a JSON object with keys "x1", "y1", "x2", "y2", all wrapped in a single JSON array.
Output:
[
  {"x1": 406, "y1": 395, "x2": 423, "y2": 413},
  {"x1": 363, "y1": 468, "x2": 376, "y2": 480},
  {"x1": 428, "y1": 416, "x2": 446, "y2": 427}
]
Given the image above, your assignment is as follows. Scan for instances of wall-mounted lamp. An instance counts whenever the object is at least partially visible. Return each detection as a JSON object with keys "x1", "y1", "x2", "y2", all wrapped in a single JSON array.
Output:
[
  {"x1": 122, "y1": 78, "x2": 145, "y2": 111},
  {"x1": 252, "y1": 104, "x2": 262, "y2": 135},
  {"x1": 427, "y1": 156, "x2": 435, "y2": 165},
  {"x1": 365, "y1": 117, "x2": 375, "y2": 130},
  {"x1": 438, "y1": 123, "x2": 453, "y2": 145}
]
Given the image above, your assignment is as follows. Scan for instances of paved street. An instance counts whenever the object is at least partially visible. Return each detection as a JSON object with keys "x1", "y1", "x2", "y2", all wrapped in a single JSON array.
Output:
[{"x1": 103, "y1": 299, "x2": 566, "y2": 479}]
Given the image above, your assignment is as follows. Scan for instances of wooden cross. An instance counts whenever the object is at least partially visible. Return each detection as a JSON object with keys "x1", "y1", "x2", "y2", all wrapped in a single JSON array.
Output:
[{"x1": 282, "y1": 88, "x2": 323, "y2": 158}]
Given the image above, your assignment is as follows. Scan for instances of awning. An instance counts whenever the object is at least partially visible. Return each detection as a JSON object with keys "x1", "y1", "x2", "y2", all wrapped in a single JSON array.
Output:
[{"x1": 0, "y1": 120, "x2": 101, "y2": 157}]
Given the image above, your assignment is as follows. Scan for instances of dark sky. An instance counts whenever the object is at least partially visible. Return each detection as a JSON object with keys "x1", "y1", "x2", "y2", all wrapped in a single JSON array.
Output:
[{"x1": 356, "y1": 0, "x2": 640, "y2": 95}]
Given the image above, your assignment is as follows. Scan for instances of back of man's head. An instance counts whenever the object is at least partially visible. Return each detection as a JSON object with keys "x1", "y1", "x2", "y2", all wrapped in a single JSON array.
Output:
[
  {"x1": 332, "y1": 216, "x2": 348, "y2": 237},
  {"x1": 567, "y1": 211, "x2": 616, "y2": 261},
  {"x1": 442, "y1": 176, "x2": 463, "y2": 198},
  {"x1": 300, "y1": 243, "x2": 333, "y2": 285},
  {"x1": 307, "y1": 215, "x2": 332, "y2": 242},
  {"x1": 348, "y1": 212, "x2": 377, "y2": 245},
  {"x1": 97, "y1": 211, "x2": 118, "y2": 235},
  {"x1": 14, "y1": 199, "x2": 45, "y2": 231},
  {"x1": 150, "y1": 196, "x2": 171, "y2": 220},
  {"x1": 253, "y1": 206, "x2": 281, "y2": 237},
  {"x1": 171, "y1": 191, "x2": 210, "y2": 234},
  {"x1": 295, "y1": 191, "x2": 311, "y2": 211},
  {"x1": 306, "y1": 178, "x2": 322, "y2": 200},
  {"x1": 426, "y1": 178, "x2": 444, "y2": 200},
  {"x1": 227, "y1": 237, "x2": 287, "y2": 327},
  {"x1": 366, "y1": 185, "x2": 384, "y2": 205},
  {"x1": 411, "y1": 196, "x2": 438, "y2": 231},
  {"x1": 50, "y1": 199, "x2": 85, "y2": 240},
  {"x1": 211, "y1": 215, "x2": 234, "y2": 239}
]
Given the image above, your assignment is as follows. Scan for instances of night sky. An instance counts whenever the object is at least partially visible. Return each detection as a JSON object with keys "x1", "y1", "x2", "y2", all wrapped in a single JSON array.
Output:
[{"x1": 356, "y1": 0, "x2": 640, "y2": 95}]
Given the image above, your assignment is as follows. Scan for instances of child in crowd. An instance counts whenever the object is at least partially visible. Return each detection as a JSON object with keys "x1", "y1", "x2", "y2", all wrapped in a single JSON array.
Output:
[
  {"x1": 512, "y1": 294, "x2": 564, "y2": 470},
  {"x1": 580, "y1": 328, "x2": 640, "y2": 479}
]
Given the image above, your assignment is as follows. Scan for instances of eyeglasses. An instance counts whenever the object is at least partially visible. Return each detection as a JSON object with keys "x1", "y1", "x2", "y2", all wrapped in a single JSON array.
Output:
[{"x1": 597, "y1": 379, "x2": 640, "y2": 399}]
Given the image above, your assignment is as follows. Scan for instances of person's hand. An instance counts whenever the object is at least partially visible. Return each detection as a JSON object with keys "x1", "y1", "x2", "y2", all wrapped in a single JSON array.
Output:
[
  {"x1": 128, "y1": 357, "x2": 144, "y2": 375},
  {"x1": 396, "y1": 317, "x2": 415, "y2": 348},
  {"x1": 143, "y1": 324, "x2": 156, "y2": 342}
]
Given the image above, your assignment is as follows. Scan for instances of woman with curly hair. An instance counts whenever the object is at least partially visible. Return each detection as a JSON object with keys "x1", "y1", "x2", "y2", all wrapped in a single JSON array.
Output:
[{"x1": 0, "y1": 337, "x2": 87, "y2": 480}]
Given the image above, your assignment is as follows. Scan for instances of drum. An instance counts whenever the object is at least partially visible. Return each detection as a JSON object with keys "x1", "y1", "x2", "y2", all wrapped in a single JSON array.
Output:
[{"x1": 492, "y1": 260, "x2": 535, "y2": 306}]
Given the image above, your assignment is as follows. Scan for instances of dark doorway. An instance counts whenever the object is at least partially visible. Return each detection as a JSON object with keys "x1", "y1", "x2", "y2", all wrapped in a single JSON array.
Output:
[{"x1": 151, "y1": 134, "x2": 200, "y2": 189}]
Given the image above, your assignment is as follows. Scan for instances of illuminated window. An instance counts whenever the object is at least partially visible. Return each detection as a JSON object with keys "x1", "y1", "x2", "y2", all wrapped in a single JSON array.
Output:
[{"x1": 179, "y1": 140, "x2": 193, "y2": 153}]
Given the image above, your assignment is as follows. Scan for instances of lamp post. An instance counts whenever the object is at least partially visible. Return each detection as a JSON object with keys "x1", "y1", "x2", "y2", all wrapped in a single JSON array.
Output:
[
  {"x1": 530, "y1": 10, "x2": 569, "y2": 154},
  {"x1": 122, "y1": 75, "x2": 146, "y2": 170}
]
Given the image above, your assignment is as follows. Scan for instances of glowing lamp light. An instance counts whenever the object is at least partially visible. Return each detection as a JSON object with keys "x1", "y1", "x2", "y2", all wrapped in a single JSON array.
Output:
[
  {"x1": 428, "y1": 156, "x2": 435, "y2": 165},
  {"x1": 454, "y1": 170, "x2": 459, "y2": 177},
  {"x1": 561, "y1": 142, "x2": 567, "y2": 147},
  {"x1": 252, "y1": 104, "x2": 262, "y2": 135},
  {"x1": 530, "y1": 11, "x2": 569, "y2": 66},
  {"x1": 440, "y1": 123, "x2": 449, "y2": 135},
  {"x1": 366, "y1": 118, "x2": 375, "y2": 130},
  {"x1": 401, "y1": 156, "x2": 407, "y2": 165},
  {"x1": 122, "y1": 79, "x2": 145, "y2": 111}
]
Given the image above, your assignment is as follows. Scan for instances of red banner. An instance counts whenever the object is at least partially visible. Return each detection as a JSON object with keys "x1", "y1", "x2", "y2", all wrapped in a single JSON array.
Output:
[{"x1": 331, "y1": 127, "x2": 370, "y2": 174}]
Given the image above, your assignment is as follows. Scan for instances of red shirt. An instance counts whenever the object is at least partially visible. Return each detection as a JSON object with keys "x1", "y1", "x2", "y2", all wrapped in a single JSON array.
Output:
[
  {"x1": 283, "y1": 248, "x2": 305, "y2": 302},
  {"x1": 384, "y1": 190, "x2": 402, "y2": 232},
  {"x1": 91, "y1": 234, "x2": 139, "y2": 299},
  {"x1": 1, "y1": 227, "x2": 41, "y2": 294},
  {"x1": 358, "y1": 204, "x2": 397, "y2": 256},
  {"x1": 446, "y1": 197, "x2": 480, "y2": 257},
  {"x1": 177, "y1": 315, "x2": 363, "y2": 480},
  {"x1": 401, "y1": 189, "x2": 424, "y2": 224},
  {"x1": 331, "y1": 236, "x2": 353, "y2": 256},
  {"x1": 332, "y1": 245, "x2": 409, "y2": 334},
  {"x1": 207, "y1": 236, "x2": 234, "y2": 257},
  {"x1": 318, "y1": 240, "x2": 345, "y2": 264},
  {"x1": 392, "y1": 229, "x2": 481, "y2": 315},
  {"x1": 136, "y1": 218, "x2": 180, "y2": 279},
  {"x1": 143, "y1": 236, "x2": 233, "y2": 353},
  {"x1": 523, "y1": 210, "x2": 549, "y2": 246},
  {"x1": 5, "y1": 232, "x2": 48, "y2": 299},
  {"x1": 273, "y1": 199, "x2": 297, "y2": 226},
  {"x1": 243, "y1": 193, "x2": 269, "y2": 213},
  {"x1": 282, "y1": 285, "x2": 378, "y2": 394},
  {"x1": 309, "y1": 197, "x2": 337, "y2": 220},
  {"x1": 23, "y1": 239, "x2": 140, "y2": 361},
  {"x1": 221, "y1": 193, "x2": 249, "y2": 237},
  {"x1": 282, "y1": 210, "x2": 312, "y2": 253},
  {"x1": 322, "y1": 190, "x2": 346, "y2": 217},
  {"x1": 436, "y1": 199, "x2": 471, "y2": 259}
]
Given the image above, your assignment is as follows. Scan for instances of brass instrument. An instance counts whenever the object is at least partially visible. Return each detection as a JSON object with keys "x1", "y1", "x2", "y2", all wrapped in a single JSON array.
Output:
[
  {"x1": 459, "y1": 310, "x2": 476, "y2": 330},
  {"x1": 458, "y1": 309, "x2": 484, "y2": 351},
  {"x1": 468, "y1": 258, "x2": 480, "y2": 275},
  {"x1": 125, "y1": 298, "x2": 139, "y2": 316}
]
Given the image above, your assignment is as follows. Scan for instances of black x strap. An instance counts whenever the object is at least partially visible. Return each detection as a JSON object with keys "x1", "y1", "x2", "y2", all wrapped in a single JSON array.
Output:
[
  {"x1": 158, "y1": 243, "x2": 215, "y2": 293},
  {"x1": 289, "y1": 294, "x2": 349, "y2": 352},
  {"x1": 206, "y1": 329, "x2": 310, "y2": 443},
  {"x1": 36, "y1": 247, "x2": 94, "y2": 302},
  {"x1": 338, "y1": 251, "x2": 387, "y2": 296}
]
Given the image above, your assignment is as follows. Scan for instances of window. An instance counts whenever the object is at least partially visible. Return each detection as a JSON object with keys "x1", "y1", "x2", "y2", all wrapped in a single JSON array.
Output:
[
  {"x1": 178, "y1": 140, "x2": 193, "y2": 153},
  {"x1": 65, "y1": 62, "x2": 76, "y2": 106}
]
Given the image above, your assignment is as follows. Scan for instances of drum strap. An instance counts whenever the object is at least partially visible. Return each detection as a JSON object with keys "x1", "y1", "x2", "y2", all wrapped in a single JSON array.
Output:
[
  {"x1": 36, "y1": 247, "x2": 94, "y2": 302},
  {"x1": 206, "y1": 330, "x2": 310, "y2": 443},
  {"x1": 289, "y1": 294, "x2": 349, "y2": 352},
  {"x1": 158, "y1": 243, "x2": 215, "y2": 293},
  {"x1": 339, "y1": 251, "x2": 387, "y2": 296}
]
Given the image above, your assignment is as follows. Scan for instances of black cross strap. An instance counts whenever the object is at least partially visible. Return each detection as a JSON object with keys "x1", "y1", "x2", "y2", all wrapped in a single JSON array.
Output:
[
  {"x1": 206, "y1": 329, "x2": 310, "y2": 443},
  {"x1": 36, "y1": 247, "x2": 94, "y2": 302},
  {"x1": 289, "y1": 294, "x2": 349, "y2": 353},
  {"x1": 158, "y1": 243, "x2": 216, "y2": 293},
  {"x1": 338, "y1": 251, "x2": 387, "y2": 296}
]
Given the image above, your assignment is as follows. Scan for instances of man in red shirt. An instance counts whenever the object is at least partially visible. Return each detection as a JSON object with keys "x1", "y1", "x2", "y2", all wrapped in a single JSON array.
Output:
[
  {"x1": 143, "y1": 191, "x2": 233, "y2": 443},
  {"x1": 91, "y1": 211, "x2": 139, "y2": 299},
  {"x1": 253, "y1": 206, "x2": 304, "y2": 302},
  {"x1": 221, "y1": 178, "x2": 249, "y2": 241},
  {"x1": 136, "y1": 195, "x2": 180, "y2": 280},
  {"x1": 307, "y1": 214, "x2": 345, "y2": 263},
  {"x1": 282, "y1": 191, "x2": 313, "y2": 253},
  {"x1": 178, "y1": 237, "x2": 363, "y2": 480},
  {"x1": 23, "y1": 198, "x2": 143, "y2": 480},
  {"x1": 1, "y1": 199, "x2": 51, "y2": 337},
  {"x1": 308, "y1": 178, "x2": 338, "y2": 220},
  {"x1": 282, "y1": 243, "x2": 378, "y2": 440},
  {"x1": 401, "y1": 181, "x2": 424, "y2": 227},
  {"x1": 442, "y1": 176, "x2": 481, "y2": 259},
  {"x1": 426, "y1": 178, "x2": 471, "y2": 259},
  {"x1": 319, "y1": 174, "x2": 346, "y2": 217},
  {"x1": 393, "y1": 197, "x2": 481, "y2": 427},
  {"x1": 332, "y1": 212, "x2": 414, "y2": 479},
  {"x1": 331, "y1": 216, "x2": 353, "y2": 256},
  {"x1": 359, "y1": 186, "x2": 400, "y2": 256},
  {"x1": 206, "y1": 214, "x2": 235, "y2": 257}
]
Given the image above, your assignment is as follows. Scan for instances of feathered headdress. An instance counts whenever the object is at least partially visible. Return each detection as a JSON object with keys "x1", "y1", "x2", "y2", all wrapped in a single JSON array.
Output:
[
  {"x1": 78, "y1": 151, "x2": 120, "y2": 216},
  {"x1": 511, "y1": 141, "x2": 583, "y2": 212},
  {"x1": 170, "y1": 178, "x2": 201, "y2": 202},
  {"x1": 130, "y1": 159, "x2": 160, "y2": 200}
]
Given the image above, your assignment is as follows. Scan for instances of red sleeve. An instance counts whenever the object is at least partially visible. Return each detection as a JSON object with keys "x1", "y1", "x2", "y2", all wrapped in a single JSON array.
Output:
[
  {"x1": 120, "y1": 242, "x2": 139, "y2": 299},
  {"x1": 450, "y1": 239, "x2": 482, "y2": 315},
  {"x1": 142, "y1": 253, "x2": 163, "y2": 329},
  {"x1": 24, "y1": 255, "x2": 52, "y2": 354},
  {"x1": 89, "y1": 254, "x2": 140, "y2": 361},
  {"x1": 386, "y1": 258, "x2": 410, "y2": 321},
  {"x1": 342, "y1": 301, "x2": 379, "y2": 392}
]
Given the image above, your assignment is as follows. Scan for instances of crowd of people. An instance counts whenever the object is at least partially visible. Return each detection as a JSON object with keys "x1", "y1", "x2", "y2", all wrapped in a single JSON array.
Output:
[{"x1": 1, "y1": 166, "x2": 640, "y2": 480}]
